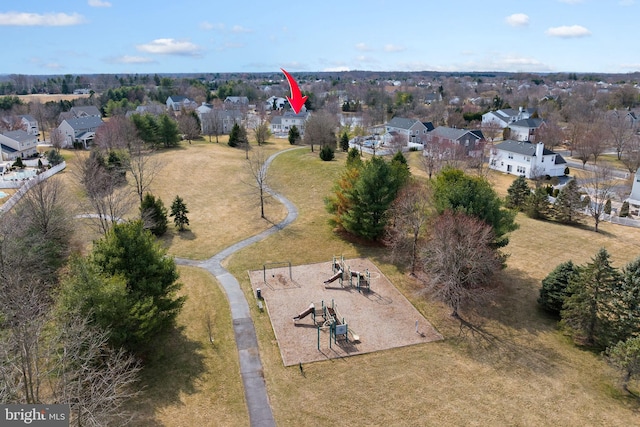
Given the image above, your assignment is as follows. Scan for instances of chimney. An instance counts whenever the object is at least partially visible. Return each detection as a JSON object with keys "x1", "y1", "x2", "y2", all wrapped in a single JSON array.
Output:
[{"x1": 536, "y1": 141, "x2": 544, "y2": 159}]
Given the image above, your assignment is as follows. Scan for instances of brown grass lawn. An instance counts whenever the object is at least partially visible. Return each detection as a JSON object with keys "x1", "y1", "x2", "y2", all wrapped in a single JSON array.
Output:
[
  {"x1": 16, "y1": 93, "x2": 91, "y2": 103},
  {"x1": 225, "y1": 149, "x2": 640, "y2": 426},
  {"x1": 51, "y1": 142, "x2": 640, "y2": 425}
]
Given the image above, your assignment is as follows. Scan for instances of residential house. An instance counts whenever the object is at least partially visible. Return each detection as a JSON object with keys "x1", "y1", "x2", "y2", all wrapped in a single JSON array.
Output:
[
  {"x1": 19, "y1": 115, "x2": 39, "y2": 137},
  {"x1": 70, "y1": 106, "x2": 101, "y2": 118},
  {"x1": 489, "y1": 140, "x2": 566, "y2": 179},
  {"x1": 270, "y1": 111, "x2": 310, "y2": 136},
  {"x1": 482, "y1": 107, "x2": 536, "y2": 128},
  {"x1": 384, "y1": 117, "x2": 430, "y2": 145},
  {"x1": 199, "y1": 107, "x2": 243, "y2": 135},
  {"x1": 166, "y1": 96, "x2": 197, "y2": 112},
  {"x1": 627, "y1": 167, "x2": 640, "y2": 206},
  {"x1": 508, "y1": 118, "x2": 545, "y2": 142},
  {"x1": 0, "y1": 130, "x2": 38, "y2": 161},
  {"x1": 58, "y1": 116, "x2": 105, "y2": 149},
  {"x1": 224, "y1": 96, "x2": 249, "y2": 108},
  {"x1": 424, "y1": 126, "x2": 485, "y2": 157},
  {"x1": 265, "y1": 96, "x2": 287, "y2": 110},
  {"x1": 125, "y1": 103, "x2": 165, "y2": 118}
]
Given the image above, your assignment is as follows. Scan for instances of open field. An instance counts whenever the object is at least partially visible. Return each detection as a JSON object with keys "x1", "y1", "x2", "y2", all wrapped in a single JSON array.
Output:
[
  {"x1": 16, "y1": 93, "x2": 91, "y2": 103},
  {"x1": 31, "y1": 142, "x2": 640, "y2": 425}
]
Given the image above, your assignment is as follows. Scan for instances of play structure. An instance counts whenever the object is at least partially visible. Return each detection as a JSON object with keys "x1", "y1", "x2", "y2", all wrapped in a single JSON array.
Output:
[
  {"x1": 293, "y1": 299, "x2": 359, "y2": 350},
  {"x1": 324, "y1": 255, "x2": 371, "y2": 293}
]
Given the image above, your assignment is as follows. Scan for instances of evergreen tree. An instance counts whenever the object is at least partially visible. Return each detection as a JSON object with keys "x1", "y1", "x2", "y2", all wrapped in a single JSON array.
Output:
[
  {"x1": 228, "y1": 123, "x2": 241, "y2": 147},
  {"x1": 340, "y1": 131, "x2": 350, "y2": 152},
  {"x1": 170, "y1": 195, "x2": 190, "y2": 231},
  {"x1": 319, "y1": 145, "x2": 335, "y2": 161},
  {"x1": 604, "y1": 198, "x2": 612, "y2": 215},
  {"x1": 553, "y1": 179, "x2": 582, "y2": 223},
  {"x1": 288, "y1": 125, "x2": 301, "y2": 145},
  {"x1": 607, "y1": 337, "x2": 640, "y2": 393},
  {"x1": 538, "y1": 260, "x2": 578, "y2": 315},
  {"x1": 340, "y1": 156, "x2": 404, "y2": 240},
  {"x1": 620, "y1": 201, "x2": 630, "y2": 217},
  {"x1": 433, "y1": 167, "x2": 517, "y2": 247},
  {"x1": 346, "y1": 147, "x2": 362, "y2": 169},
  {"x1": 86, "y1": 221, "x2": 185, "y2": 352},
  {"x1": 46, "y1": 149, "x2": 64, "y2": 166},
  {"x1": 561, "y1": 248, "x2": 622, "y2": 348},
  {"x1": 505, "y1": 175, "x2": 530, "y2": 210},
  {"x1": 390, "y1": 150, "x2": 411, "y2": 187},
  {"x1": 617, "y1": 256, "x2": 640, "y2": 340},
  {"x1": 158, "y1": 114, "x2": 180, "y2": 147},
  {"x1": 325, "y1": 166, "x2": 360, "y2": 230},
  {"x1": 525, "y1": 186, "x2": 550, "y2": 219},
  {"x1": 140, "y1": 193, "x2": 168, "y2": 236}
]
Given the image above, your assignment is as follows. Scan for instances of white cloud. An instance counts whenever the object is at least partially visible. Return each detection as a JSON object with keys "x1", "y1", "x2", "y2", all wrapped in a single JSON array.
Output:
[
  {"x1": 546, "y1": 25, "x2": 591, "y2": 38},
  {"x1": 384, "y1": 44, "x2": 406, "y2": 53},
  {"x1": 88, "y1": 0, "x2": 112, "y2": 7},
  {"x1": 323, "y1": 66, "x2": 351, "y2": 72},
  {"x1": 231, "y1": 25, "x2": 252, "y2": 33},
  {"x1": 558, "y1": 0, "x2": 583, "y2": 4},
  {"x1": 505, "y1": 13, "x2": 529, "y2": 27},
  {"x1": 136, "y1": 38, "x2": 201, "y2": 56},
  {"x1": 619, "y1": 0, "x2": 635, "y2": 5},
  {"x1": 200, "y1": 21, "x2": 214, "y2": 30},
  {"x1": 355, "y1": 42, "x2": 372, "y2": 52},
  {"x1": 0, "y1": 12, "x2": 85, "y2": 26},
  {"x1": 112, "y1": 55, "x2": 154, "y2": 64}
]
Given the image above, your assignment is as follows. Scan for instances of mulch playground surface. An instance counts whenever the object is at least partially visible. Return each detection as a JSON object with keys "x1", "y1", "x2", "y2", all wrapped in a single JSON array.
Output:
[{"x1": 248, "y1": 258, "x2": 443, "y2": 366}]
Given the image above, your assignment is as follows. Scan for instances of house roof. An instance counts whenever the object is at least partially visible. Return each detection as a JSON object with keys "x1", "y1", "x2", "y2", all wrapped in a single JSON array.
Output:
[
  {"x1": 19, "y1": 114, "x2": 36, "y2": 122},
  {"x1": 64, "y1": 116, "x2": 104, "y2": 131},
  {"x1": 387, "y1": 117, "x2": 420, "y2": 130},
  {"x1": 71, "y1": 106, "x2": 101, "y2": 117},
  {"x1": 423, "y1": 121, "x2": 435, "y2": 132},
  {"x1": 431, "y1": 126, "x2": 483, "y2": 141},
  {"x1": 167, "y1": 96, "x2": 187, "y2": 103},
  {"x1": 2, "y1": 130, "x2": 34, "y2": 143},
  {"x1": 509, "y1": 118, "x2": 544, "y2": 128},
  {"x1": 224, "y1": 96, "x2": 249, "y2": 104},
  {"x1": 493, "y1": 139, "x2": 565, "y2": 165},
  {"x1": 1, "y1": 143, "x2": 17, "y2": 153}
]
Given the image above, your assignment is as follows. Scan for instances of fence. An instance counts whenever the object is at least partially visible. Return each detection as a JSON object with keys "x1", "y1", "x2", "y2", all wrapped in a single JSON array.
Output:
[{"x1": 0, "y1": 161, "x2": 66, "y2": 214}]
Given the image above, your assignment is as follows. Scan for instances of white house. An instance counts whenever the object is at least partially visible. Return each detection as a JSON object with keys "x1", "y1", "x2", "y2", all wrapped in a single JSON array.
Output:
[
  {"x1": 627, "y1": 167, "x2": 640, "y2": 206},
  {"x1": 19, "y1": 115, "x2": 39, "y2": 137},
  {"x1": 0, "y1": 130, "x2": 38, "y2": 161},
  {"x1": 270, "y1": 111, "x2": 310, "y2": 136},
  {"x1": 58, "y1": 116, "x2": 105, "y2": 149},
  {"x1": 508, "y1": 118, "x2": 545, "y2": 142},
  {"x1": 265, "y1": 96, "x2": 287, "y2": 110},
  {"x1": 489, "y1": 140, "x2": 566, "y2": 179},
  {"x1": 482, "y1": 107, "x2": 536, "y2": 128}
]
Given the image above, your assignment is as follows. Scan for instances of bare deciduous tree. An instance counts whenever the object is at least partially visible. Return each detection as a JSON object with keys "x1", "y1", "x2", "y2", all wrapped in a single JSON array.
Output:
[
  {"x1": 253, "y1": 118, "x2": 271, "y2": 146},
  {"x1": 127, "y1": 140, "x2": 162, "y2": 204},
  {"x1": 303, "y1": 110, "x2": 338, "y2": 152},
  {"x1": 384, "y1": 181, "x2": 432, "y2": 275},
  {"x1": 245, "y1": 147, "x2": 270, "y2": 219},
  {"x1": 606, "y1": 110, "x2": 635, "y2": 160},
  {"x1": 178, "y1": 113, "x2": 201, "y2": 144},
  {"x1": 93, "y1": 115, "x2": 137, "y2": 151},
  {"x1": 622, "y1": 134, "x2": 640, "y2": 174},
  {"x1": 419, "y1": 211, "x2": 502, "y2": 318},
  {"x1": 583, "y1": 164, "x2": 617, "y2": 232},
  {"x1": 74, "y1": 153, "x2": 134, "y2": 235}
]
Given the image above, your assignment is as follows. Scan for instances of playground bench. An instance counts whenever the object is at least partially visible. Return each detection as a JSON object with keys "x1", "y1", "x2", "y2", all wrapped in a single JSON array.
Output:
[{"x1": 257, "y1": 300, "x2": 264, "y2": 311}]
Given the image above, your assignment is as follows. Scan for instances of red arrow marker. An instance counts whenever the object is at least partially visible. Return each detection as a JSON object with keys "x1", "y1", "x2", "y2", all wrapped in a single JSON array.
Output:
[{"x1": 281, "y1": 68, "x2": 308, "y2": 114}]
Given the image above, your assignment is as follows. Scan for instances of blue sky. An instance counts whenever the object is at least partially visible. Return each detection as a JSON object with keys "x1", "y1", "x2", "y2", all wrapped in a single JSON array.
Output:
[{"x1": 1, "y1": 0, "x2": 638, "y2": 75}]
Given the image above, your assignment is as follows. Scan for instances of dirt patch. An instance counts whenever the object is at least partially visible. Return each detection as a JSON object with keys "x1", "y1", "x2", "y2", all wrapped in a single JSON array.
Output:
[{"x1": 249, "y1": 258, "x2": 442, "y2": 366}]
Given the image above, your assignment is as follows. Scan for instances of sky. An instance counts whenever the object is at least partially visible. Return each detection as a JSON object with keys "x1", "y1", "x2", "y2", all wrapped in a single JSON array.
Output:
[{"x1": 1, "y1": 0, "x2": 639, "y2": 76}]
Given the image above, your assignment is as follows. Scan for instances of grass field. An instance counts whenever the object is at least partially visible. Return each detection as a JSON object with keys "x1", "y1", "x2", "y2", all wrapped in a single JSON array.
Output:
[{"x1": 51, "y1": 141, "x2": 640, "y2": 425}]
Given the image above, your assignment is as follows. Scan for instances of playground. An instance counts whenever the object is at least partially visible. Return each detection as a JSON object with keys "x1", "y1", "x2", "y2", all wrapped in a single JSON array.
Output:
[{"x1": 248, "y1": 258, "x2": 442, "y2": 366}]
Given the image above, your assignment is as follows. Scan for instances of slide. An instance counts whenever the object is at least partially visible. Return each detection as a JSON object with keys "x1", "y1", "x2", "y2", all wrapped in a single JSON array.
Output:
[
  {"x1": 324, "y1": 270, "x2": 342, "y2": 284},
  {"x1": 293, "y1": 303, "x2": 314, "y2": 321}
]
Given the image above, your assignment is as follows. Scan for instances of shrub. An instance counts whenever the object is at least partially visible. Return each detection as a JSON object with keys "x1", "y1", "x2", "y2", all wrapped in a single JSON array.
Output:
[
  {"x1": 604, "y1": 199, "x2": 612, "y2": 215},
  {"x1": 319, "y1": 145, "x2": 335, "y2": 161},
  {"x1": 564, "y1": 166, "x2": 570, "y2": 175},
  {"x1": 620, "y1": 201, "x2": 630, "y2": 217}
]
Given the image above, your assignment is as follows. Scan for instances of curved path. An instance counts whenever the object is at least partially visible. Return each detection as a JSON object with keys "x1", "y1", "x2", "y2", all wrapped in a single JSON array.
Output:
[{"x1": 175, "y1": 147, "x2": 300, "y2": 427}]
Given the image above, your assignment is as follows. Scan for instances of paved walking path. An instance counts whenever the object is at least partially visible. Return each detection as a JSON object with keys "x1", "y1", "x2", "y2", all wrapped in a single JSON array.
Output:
[{"x1": 175, "y1": 147, "x2": 301, "y2": 427}]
